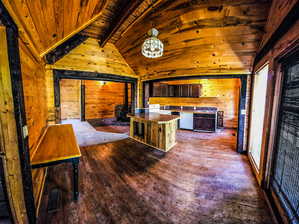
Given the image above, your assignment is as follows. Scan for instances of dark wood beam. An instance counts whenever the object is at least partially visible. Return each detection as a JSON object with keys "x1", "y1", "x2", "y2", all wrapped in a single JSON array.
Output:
[
  {"x1": 45, "y1": 34, "x2": 88, "y2": 64},
  {"x1": 99, "y1": 0, "x2": 144, "y2": 47}
]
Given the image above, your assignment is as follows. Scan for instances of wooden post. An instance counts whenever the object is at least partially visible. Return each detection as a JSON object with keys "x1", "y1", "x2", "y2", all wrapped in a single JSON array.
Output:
[
  {"x1": 124, "y1": 82, "x2": 129, "y2": 111},
  {"x1": 54, "y1": 75, "x2": 61, "y2": 124},
  {"x1": 80, "y1": 81, "x2": 85, "y2": 121}
]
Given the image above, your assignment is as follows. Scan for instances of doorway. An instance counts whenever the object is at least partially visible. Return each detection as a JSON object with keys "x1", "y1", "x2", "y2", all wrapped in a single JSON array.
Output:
[{"x1": 248, "y1": 64, "x2": 269, "y2": 170}]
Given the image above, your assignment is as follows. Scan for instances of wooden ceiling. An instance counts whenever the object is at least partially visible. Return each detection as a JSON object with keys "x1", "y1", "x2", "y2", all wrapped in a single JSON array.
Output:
[
  {"x1": 2, "y1": 0, "x2": 109, "y2": 57},
  {"x1": 112, "y1": 0, "x2": 271, "y2": 80},
  {"x1": 3, "y1": 0, "x2": 271, "y2": 80}
]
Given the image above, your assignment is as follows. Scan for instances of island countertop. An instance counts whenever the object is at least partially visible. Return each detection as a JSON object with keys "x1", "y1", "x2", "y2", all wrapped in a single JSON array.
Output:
[{"x1": 128, "y1": 112, "x2": 180, "y2": 124}]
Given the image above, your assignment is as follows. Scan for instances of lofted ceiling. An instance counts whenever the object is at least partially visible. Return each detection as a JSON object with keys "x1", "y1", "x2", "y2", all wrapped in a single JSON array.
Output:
[
  {"x1": 112, "y1": 0, "x2": 271, "y2": 80},
  {"x1": 3, "y1": 0, "x2": 271, "y2": 80}
]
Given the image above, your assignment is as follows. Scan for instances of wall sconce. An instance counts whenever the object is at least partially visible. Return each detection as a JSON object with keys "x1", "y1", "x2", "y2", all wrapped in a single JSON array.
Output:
[{"x1": 98, "y1": 81, "x2": 106, "y2": 86}]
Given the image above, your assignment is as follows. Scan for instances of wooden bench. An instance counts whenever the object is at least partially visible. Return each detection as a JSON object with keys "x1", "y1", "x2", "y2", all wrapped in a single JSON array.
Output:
[{"x1": 30, "y1": 124, "x2": 81, "y2": 208}]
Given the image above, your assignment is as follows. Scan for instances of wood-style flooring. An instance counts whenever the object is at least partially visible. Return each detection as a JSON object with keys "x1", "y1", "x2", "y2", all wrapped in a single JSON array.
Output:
[{"x1": 37, "y1": 127, "x2": 273, "y2": 224}]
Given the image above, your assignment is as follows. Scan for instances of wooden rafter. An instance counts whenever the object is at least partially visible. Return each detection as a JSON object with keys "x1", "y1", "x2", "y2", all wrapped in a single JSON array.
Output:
[{"x1": 99, "y1": 0, "x2": 144, "y2": 47}]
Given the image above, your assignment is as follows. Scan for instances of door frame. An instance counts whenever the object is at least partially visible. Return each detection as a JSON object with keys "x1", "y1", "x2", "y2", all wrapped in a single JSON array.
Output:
[
  {"x1": 0, "y1": 2, "x2": 36, "y2": 223},
  {"x1": 53, "y1": 69, "x2": 138, "y2": 123},
  {"x1": 142, "y1": 74, "x2": 248, "y2": 153},
  {"x1": 247, "y1": 62, "x2": 270, "y2": 185},
  {"x1": 264, "y1": 46, "x2": 299, "y2": 224}
]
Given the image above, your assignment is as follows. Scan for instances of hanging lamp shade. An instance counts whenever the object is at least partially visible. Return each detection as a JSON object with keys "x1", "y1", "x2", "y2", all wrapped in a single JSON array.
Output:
[{"x1": 141, "y1": 28, "x2": 164, "y2": 58}]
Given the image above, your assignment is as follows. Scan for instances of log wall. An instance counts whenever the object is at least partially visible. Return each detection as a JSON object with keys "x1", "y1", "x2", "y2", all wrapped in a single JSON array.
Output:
[
  {"x1": 149, "y1": 79, "x2": 240, "y2": 128},
  {"x1": 60, "y1": 79, "x2": 81, "y2": 120}
]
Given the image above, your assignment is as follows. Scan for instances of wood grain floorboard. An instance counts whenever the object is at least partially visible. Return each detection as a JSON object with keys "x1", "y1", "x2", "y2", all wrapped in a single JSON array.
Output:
[{"x1": 37, "y1": 128, "x2": 273, "y2": 224}]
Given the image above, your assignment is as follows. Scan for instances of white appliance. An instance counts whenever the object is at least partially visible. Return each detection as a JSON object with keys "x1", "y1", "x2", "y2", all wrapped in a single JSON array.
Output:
[
  {"x1": 159, "y1": 110, "x2": 171, "y2": 115},
  {"x1": 179, "y1": 112, "x2": 193, "y2": 130},
  {"x1": 149, "y1": 104, "x2": 160, "y2": 113}
]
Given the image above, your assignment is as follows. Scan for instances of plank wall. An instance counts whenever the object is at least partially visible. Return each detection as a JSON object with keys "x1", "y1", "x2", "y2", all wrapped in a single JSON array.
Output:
[
  {"x1": 51, "y1": 38, "x2": 137, "y2": 77},
  {"x1": 85, "y1": 80, "x2": 128, "y2": 120},
  {"x1": 60, "y1": 79, "x2": 81, "y2": 120},
  {"x1": 149, "y1": 79, "x2": 240, "y2": 128},
  {"x1": 19, "y1": 41, "x2": 48, "y2": 214}
]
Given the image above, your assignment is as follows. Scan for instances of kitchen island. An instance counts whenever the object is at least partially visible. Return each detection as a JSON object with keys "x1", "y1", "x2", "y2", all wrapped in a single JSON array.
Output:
[{"x1": 128, "y1": 113, "x2": 180, "y2": 152}]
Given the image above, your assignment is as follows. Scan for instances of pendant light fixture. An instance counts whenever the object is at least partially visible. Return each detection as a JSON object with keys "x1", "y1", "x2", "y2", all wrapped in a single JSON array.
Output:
[{"x1": 141, "y1": 28, "x2": 164, "y2": 58}]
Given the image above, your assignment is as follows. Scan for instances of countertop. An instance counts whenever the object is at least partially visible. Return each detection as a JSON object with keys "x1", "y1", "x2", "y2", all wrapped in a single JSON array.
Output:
[
  {"x1": 128, "y1": 112, "x2": 180, "y2": 124},
  {"x1": 160, "y1": 109, "x2": 217, "y2": 115}
]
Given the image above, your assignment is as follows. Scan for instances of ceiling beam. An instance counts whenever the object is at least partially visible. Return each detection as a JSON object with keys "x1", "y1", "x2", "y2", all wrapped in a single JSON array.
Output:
[{"x1": 99, "y1": 0, "x2": 144, "y2": 47}]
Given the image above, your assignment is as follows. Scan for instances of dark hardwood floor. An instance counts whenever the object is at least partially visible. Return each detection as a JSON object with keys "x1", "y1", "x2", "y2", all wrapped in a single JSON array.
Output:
[{"x1": 37, "y1": 128, "x2": 273, "y2": 224}]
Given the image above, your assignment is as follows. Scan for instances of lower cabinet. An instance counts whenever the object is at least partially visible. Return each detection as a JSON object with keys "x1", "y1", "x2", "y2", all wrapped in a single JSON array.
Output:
[{"x1": 193, "y1": 113, "x2": 216, "y2": 132}]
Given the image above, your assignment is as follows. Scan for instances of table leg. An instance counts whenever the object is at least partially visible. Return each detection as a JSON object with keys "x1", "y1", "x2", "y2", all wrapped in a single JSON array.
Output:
[{"x1": 72, "y1": 159, "x2": 79, "y2": 201}]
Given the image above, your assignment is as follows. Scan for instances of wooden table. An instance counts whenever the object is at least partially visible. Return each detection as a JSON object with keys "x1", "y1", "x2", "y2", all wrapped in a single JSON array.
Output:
[
  {"x1": 31, "y1": 124, "x2": 81, "y2": 201},
  {"x1": 128, "y1": 113, "x2": 180, "y2": 152}
]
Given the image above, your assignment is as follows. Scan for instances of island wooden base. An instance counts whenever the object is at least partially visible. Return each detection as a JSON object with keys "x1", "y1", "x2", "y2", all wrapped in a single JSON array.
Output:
[{"x1": 129, "y1": 114, "x2": 179, "y2": 152}]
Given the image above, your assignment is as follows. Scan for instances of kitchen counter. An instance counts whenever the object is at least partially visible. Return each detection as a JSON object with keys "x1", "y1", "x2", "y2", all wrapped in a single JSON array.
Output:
[
  {"x1": 160, "y1": 109, "x2": 217, "y2": 114},
  {"x1": 128, "y1": 112, "x2": 180, "y2": 124},
  {"x1": 128, "y1": 113, "x2": 179, "y2": 152}
]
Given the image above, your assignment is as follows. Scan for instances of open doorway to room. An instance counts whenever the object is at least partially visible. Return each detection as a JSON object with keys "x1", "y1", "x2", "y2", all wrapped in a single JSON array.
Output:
[
  {"x1": 54, "y1": 70, "x2": 137, "y2": 147},
  {"x1": 59, "y1": 79, "x2": 132, "y2": 134}
]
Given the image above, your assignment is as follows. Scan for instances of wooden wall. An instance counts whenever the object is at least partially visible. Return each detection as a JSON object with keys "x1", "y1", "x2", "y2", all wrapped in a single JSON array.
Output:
[
  {"x1": 19, "y1": 40, "x2": 48, "y2": 211},
  {"x1": 60, "y1": 79, "x2": 81, "y2": 120},
  {"x1": 149, "y1": 79, "x2": 240, "y2": 128},
  {"x1": 46, "y1": 38, "x2": 138, "y2": 122},
  {"x1": 51, "y1": 38, "x2": 137, "y2": 77},
  {"x1": 85, "y1": 81, "x2": 127, "y2": 120},
  {"x1": 116, "y1": 0, "x2": 271, "y2": 80}
]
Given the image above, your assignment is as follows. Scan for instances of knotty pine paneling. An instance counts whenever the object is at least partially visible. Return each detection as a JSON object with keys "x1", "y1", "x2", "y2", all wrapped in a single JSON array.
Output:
[
  {"x1": 85, "y1": 81, "x2": 127, "y2": 119},
  {"x1": 19, "y1": 40, "x2": 48, "y2": 209},
  {"x1": 2, "y1": 0, "x2": 108, "y2": 57},
  {"x1": 149, "y1": 79, "x2": 240, "y2": 128},
  {"x1": 60, "y1": 79, "x2": 81, "y2": 120},
  {"x1": 51, "y1": 38, "x2": 137, "y2": 77},
  {"x1": 116, "y1": 0, "x2": 271, "y2": 80}
]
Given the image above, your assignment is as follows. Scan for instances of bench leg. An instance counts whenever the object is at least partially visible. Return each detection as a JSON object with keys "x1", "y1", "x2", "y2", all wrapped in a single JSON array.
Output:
[{"x1": 72, "y1": 159, "x2": 79, "y2": 201}]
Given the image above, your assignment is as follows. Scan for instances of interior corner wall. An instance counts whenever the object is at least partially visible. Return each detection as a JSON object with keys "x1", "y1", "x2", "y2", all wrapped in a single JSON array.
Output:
[{"x1": 19, "y1": 41, "x2": 48, "y2": 210}]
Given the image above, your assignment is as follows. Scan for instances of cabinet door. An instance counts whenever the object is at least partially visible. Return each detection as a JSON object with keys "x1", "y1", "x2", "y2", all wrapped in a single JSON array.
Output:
[
  {"x1": 152, "y1": 83, "x2": 161, "y2": 97},
  {"x1": 181, "y1": 85, "x2": 189, "y2": 97},
  {"x1": 160, "y1": 83, "x2": 168, "y2": 97},
  {"x1": 190, "y1": 84, "x2": 201, "y2": 97}
]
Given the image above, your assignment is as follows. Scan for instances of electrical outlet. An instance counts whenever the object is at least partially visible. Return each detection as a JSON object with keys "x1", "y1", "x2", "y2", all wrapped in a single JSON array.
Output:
[{"x1": 23, "y1": 125, "x2": 28, "y2": 138}]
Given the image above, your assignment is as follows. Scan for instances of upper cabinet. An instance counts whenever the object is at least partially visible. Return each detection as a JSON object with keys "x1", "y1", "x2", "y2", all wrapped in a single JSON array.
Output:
[{"x1": 152, "y1": 83, "x2": 202, "y2": 98}]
